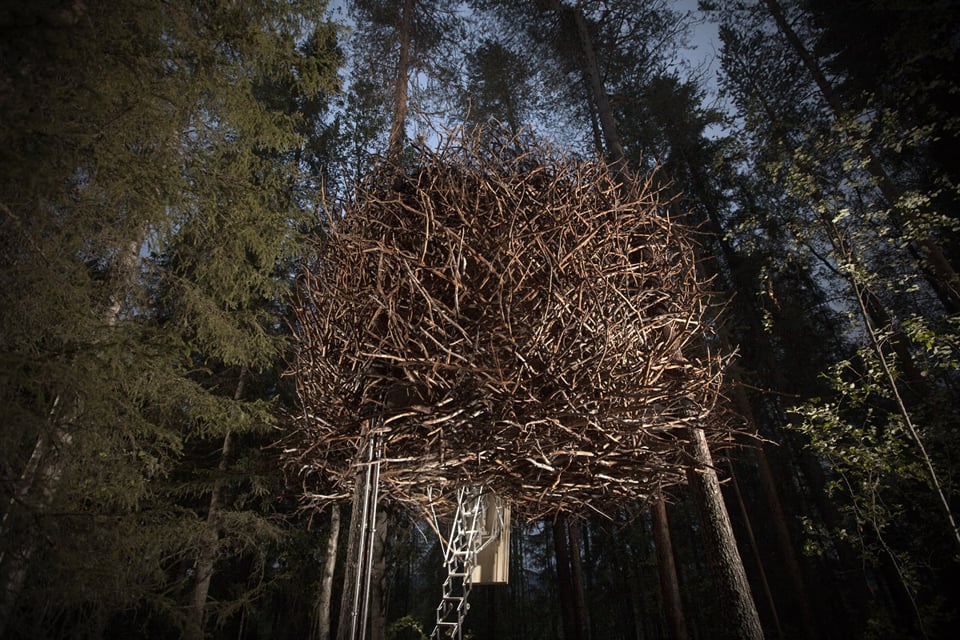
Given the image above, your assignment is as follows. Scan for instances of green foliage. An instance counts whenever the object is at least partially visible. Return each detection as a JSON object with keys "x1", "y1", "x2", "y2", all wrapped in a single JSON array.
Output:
[
  {"x1": 710, "y1": 0, "x2": 960, "y2": 635},
  {"x1": 792, "y1": 351, "x2": 924, "y2": 535},
  {"x1": 387, "y1": 614, "x2": 430, "y2": 640},
  {"x1": 1, "y1": 0, "x2": 343, "y2": 637}
]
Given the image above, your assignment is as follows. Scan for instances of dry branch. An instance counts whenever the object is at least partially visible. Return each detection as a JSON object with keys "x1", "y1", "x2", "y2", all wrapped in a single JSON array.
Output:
[{"x1": 286, "y1": 129, "x2": 735, "y2": 520}]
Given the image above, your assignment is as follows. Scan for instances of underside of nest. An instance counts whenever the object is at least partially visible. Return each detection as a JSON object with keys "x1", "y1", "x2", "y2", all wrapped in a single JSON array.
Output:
[{"x1": 287, "y1": 129, "x2": 733, "y2": 520}]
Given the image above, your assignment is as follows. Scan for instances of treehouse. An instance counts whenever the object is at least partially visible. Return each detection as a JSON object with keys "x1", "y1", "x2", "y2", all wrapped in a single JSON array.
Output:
[{"x1": 287, "y1": 128, "x2": 733, "y2": 638}]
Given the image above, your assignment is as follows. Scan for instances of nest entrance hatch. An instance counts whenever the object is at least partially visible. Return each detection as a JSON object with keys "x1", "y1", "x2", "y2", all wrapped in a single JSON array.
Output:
[{"x1": 290, "y1": 132, "x2": 730, "y2": 520}]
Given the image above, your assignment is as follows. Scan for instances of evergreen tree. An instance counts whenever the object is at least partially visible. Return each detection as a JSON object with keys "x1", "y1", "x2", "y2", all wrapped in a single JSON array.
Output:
[{"x1": 0, "y1": 1, "x2": 343, "y2": 637}]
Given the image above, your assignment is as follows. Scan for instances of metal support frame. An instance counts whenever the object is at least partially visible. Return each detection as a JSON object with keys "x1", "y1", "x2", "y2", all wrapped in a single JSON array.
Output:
[{"x1": 347, "y1": 430, "x2": 384, "y2": 640}]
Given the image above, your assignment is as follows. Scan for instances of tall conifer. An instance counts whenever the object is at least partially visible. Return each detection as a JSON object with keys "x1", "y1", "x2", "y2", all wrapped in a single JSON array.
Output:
[{"x1": 0, "y1": 1, "x2": 342, "y2": 637}]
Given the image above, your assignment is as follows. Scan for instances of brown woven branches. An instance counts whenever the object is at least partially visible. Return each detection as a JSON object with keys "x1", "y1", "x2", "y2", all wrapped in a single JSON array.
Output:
[{"x1": 287, "y1": 130, "x2": 732, "y2": 520}]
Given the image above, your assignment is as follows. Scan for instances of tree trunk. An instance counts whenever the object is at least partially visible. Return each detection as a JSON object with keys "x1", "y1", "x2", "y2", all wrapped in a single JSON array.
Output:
[
  {"x1": 568, "y1": 519, "x2": 591, "y2": 640},
  {"x1": 686, "y1": 427, "x2": 764, "y2": 640},
  {"x1": 186, "y1": 372, "x2": 245, "y2": 640},
  {"x1": 185, "y1": 433, "x2": 233, "y2": 640},
  {"x1": 387, "y1": 0, "x2": 414, "y2": 161},
  {"x1": 613, "y1": 523, "x2": 645, "y2": 640},
  {"x1": 512, "y1": 524, "x2": 530, "y2": 640},
  {"x1": 754, "y1": 445, "x2": 817, "y2": 639},
  {"x1": 651, "y1": 500, "x2": 688, "y2": 640},
  {"x1": 553, "y1": 516, "x2": 579, "y2": 640},
  {"x1": 726, "y1": 459, "x2": 782, "y2": 638},
  {"x1": 313, "y1": 504, "x2": 341, "y2": 640},
  {"x1": 729, "y1": 383, "x2": 818, "y2": 639},
  {"x1": 0, "y1": 419, "x2": 74, "y2": 634},
  {"x1": 566, "y1": 4, "x2": 627, "y2": 178}
]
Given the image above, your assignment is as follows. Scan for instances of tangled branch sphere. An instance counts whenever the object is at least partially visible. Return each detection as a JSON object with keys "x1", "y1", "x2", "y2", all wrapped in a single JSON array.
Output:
[{"x1": 287, "y1": 129, "x2": 732, "y2": 520}]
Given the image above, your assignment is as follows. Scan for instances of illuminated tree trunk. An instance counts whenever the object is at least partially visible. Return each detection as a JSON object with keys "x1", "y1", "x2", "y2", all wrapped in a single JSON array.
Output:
[
  {"x1": 313, "y1": 504, "x2": 341, "y2": 640},
  {"x1": 686, "y1": 427, "x2": 764, "y2": 640}
]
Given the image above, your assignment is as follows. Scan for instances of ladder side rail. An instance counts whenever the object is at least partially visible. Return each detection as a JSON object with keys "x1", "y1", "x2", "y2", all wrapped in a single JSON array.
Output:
[{"x1": 357, "y1": 434, "x2": 384, "y2": 640}]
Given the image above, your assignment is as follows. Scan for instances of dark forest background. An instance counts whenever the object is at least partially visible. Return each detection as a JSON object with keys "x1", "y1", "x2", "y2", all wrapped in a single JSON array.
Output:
[{"x1": 2, "y1": 1, "x2": 959, "y2": 638}]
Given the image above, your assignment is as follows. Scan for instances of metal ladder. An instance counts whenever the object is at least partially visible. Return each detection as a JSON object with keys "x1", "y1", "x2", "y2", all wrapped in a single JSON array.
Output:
[{"x1": 431, "y1": 486, "x2": 486, "y2": 639}]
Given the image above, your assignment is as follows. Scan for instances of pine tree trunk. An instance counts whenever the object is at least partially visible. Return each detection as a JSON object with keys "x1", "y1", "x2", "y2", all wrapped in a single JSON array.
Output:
[
  {"x1": 651, "y1": 499, "x2": 688, "y2": 640},
  {"x1": 513, "y1": 525, "x2": 529, "y2": 640},
  {"x1": 726, "y1": 459, "x2": 782, "y2": 638},
  {"x1": 686, "y1": 427, "x2": 764, "y2": 640},
  {"x1": 566, "y1": 4, "x2": 627, "y2": 177},
  {"x1": 612, "y1": 523, "x2": 645, "y2": 640},
  {"x1": 729, "y1": 386, "x2": 818, "y2": 639},
  {"x1": 313, "y1": 504, "x2": 341, "y2": 640},
  {"x1": 753, "y1": 445, "x2": 817, "y2": 639},
  {"x1": 387, "y1": 0, "x2": 414, "y2": 160}
]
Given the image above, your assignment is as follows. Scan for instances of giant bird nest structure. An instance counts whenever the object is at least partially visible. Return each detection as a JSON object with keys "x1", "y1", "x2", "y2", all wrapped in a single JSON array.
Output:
[{"x1": 288, "y1": 131, "x2": 732, "y2": 520}]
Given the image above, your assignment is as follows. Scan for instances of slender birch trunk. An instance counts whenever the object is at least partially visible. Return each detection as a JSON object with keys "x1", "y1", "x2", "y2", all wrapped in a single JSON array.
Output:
[
  {"x1": 313, "y1": 504, "x2": 341, "y2": 640},
  {"x1": 186, "y1": 371, "x2": 245, "y2": 640}
]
